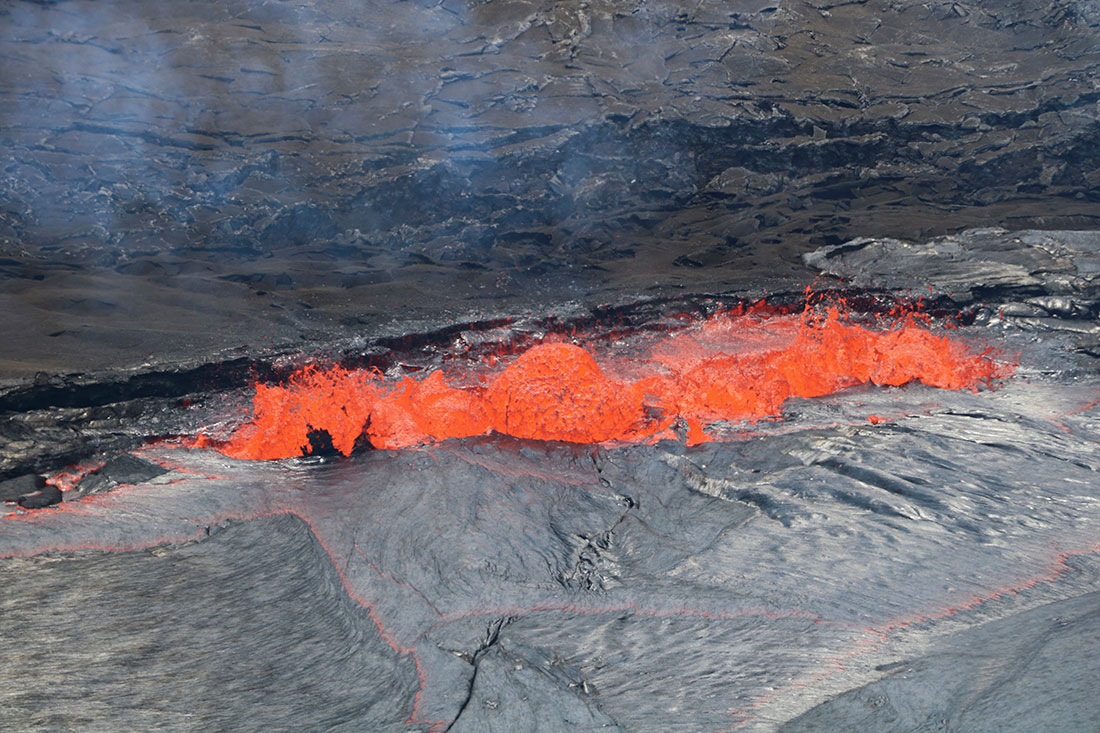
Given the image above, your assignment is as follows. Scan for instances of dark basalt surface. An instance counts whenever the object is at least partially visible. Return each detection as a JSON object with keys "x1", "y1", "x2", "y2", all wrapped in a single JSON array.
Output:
[
  {"x1": 806, "y1": 226, "x2": 1100, "y2": 350},
  {"x1": 0, "y1": 473, "x2": 45, "y2": 502},
  {"x1": 3, "y1": 0, "x2": 1100, "y2": 731},
  {"x1": 68, "y1": 453, "x2": 169, "y2": 499},
  {"x1": 3, "y1": 0, "x2": 1100, "y2": 378}
]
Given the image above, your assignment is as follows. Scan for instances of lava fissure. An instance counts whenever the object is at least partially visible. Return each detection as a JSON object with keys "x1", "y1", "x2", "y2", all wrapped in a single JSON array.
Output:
[
  {"x1": 201, "y1": 301, "x2": 1012, "y2": 460},
  {"x1": 446, "y1": 617, "x2": 510, "y2": 733}
]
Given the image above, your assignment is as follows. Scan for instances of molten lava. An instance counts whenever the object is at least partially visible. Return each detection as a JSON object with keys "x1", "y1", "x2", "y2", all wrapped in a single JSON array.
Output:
[{"x1": 200, "y1": 304, "x2": 1011, "y2": 460}]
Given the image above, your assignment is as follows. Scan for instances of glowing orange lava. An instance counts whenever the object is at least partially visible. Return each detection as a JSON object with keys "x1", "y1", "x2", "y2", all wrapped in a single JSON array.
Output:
[{"x1": 198, "y1": 304, "x2": 1012, "y2": 460}]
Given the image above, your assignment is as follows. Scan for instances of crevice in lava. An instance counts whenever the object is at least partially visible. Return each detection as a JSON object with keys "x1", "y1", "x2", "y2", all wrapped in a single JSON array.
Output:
[
  {"x1": 196, "y1": 293, "x2": 1012, "y2": 461},
  {"x1": 446, "y1": 617, "x2": 510, "y2": 732},
  {"x1": 0, "y1": 289, "x2": 1010, "y2": 483},
  {"x1": 0, "y1": 289, "x2": 964, "y2": 417}
]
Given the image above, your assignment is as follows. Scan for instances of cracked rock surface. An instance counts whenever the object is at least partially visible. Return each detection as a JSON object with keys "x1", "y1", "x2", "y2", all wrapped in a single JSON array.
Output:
[
  {"x1": 3, "y1": 361, "x2": 1100, "y2": 730},
  {"x1": 3, "y1": 0, "x2": 1100, "y2": 731}
]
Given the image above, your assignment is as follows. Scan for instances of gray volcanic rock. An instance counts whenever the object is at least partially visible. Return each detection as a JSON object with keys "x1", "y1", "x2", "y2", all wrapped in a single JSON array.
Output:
[
  {"x1": 0, "y1": 474, "x2": 45, "y2": 502},
  {"x1": 2, "y1": 0, "x2": 1100, "y2": 730},
  {"x1": 0, "y1": 514, "x2": 417, "y2": 730},
  {"x1": 449, "y1": 639, "x2": 626, "y2": 732},
  {"x1": 804, "y1": 227, "x2": 1100, "y2": 355},
  {"x1": 805, "y1": 228, "x2": 1100, "y2": 307},
  {"x1": 782, "y1": 591, "x2": 1100, "y2": 733},
  {"x1": 15, "y1": 483, "x2": 61, "y2": 509},
  {"x1": 71, "y1": 454, "x2": 170, "y2": 498},
  {"x1": 2, "y1": 0, "x2": 1100, "y2": 376}
]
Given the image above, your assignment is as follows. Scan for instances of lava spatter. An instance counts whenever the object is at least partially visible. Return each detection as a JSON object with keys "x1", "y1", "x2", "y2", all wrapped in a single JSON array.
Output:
[
  {"x1": 485, "y1": 342, "x2": 651, "y2": 444},
  {"x1": 201, "y1": 303, "x2": 1012, "y2": 460},
  {"x1": 195, "y1": 366, "x2": 382, "y2": 459}
]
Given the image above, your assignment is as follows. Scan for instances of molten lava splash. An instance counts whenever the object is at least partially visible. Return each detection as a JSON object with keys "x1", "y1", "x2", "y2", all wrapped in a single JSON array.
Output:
[{"x1": 201, "y1": 304, "x2": 1011, "y2": 460}]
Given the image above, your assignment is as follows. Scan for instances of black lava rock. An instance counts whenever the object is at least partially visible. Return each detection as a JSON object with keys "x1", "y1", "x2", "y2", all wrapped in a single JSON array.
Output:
[
  {"x1": 17, "y1": 484, "x2": 62, "y2": 509},
  {"x1": 75, "y1": 454, "x2": 170, "y2": 497},
  {"x1": 302, "y1": 427, "x2": 340, "y2": 457},
  {"x1": 0, "y1": 474, "x2": 46, "y2": 502}
]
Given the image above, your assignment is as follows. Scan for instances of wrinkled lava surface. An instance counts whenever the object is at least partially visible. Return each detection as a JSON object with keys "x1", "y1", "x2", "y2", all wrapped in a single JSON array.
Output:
[{"x1": 2, "y1": 0, "x2": 1100, "y2": 729}]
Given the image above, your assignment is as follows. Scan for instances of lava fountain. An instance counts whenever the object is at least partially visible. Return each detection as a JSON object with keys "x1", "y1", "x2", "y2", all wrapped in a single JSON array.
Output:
[{"x1": 197, "y1": 299, "x2": 1012, "y2": 460}]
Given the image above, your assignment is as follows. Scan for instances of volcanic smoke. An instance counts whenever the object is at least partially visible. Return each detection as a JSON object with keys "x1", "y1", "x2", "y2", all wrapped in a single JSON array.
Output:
[{"x1": 198, "y1": 303, "x2": 1010, "y2": 460}]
